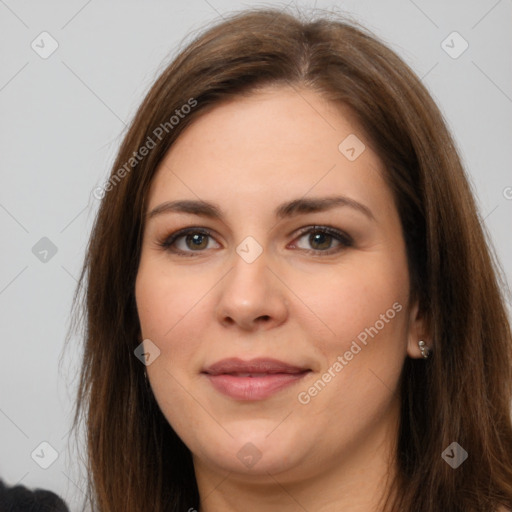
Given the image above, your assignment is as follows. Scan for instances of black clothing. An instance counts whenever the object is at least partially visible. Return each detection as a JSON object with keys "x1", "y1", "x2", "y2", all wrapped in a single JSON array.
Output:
[{"x1": 0, "y1": 480, "x2": 69, "y2": 512}]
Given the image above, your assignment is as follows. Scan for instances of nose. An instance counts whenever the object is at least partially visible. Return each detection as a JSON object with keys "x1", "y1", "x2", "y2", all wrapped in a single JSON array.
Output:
[{"x1": 215, "y1": 250, "x2": 289, "y2": 332}]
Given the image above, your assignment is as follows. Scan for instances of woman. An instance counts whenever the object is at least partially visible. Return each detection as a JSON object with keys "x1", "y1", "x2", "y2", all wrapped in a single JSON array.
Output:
[{"x1": 70, "y1": 7, "x2": 512, "y2": 512}]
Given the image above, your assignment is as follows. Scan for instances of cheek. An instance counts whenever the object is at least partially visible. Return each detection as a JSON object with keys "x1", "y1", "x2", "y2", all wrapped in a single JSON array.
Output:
[
  {"x1": 137, "y1": 259, "x2": 199, "y2": 337},
  {"x1": 135, "y1": 262, "x2": 209, "y2": 374},
  {"x1": 290, "y1": 257, "x2": 409, "y2": 432},
  {"x1": 135, "y1": 270, "x2": 228, "y2": 459},
  {"x1": 297, "y1": 261, "x2": 409, "y2": 413},
  {"x1": 294, "y1": 252, "x2": 409, "y2": 353},
  {"x1": 135, "y1": 264, "x2": 209, "y2": 431}
]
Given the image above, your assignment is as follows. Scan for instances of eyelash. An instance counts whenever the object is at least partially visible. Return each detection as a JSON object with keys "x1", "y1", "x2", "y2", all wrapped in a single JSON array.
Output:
[{"x1": 157, "y1": 225, "x2": 353, "y2": 257}]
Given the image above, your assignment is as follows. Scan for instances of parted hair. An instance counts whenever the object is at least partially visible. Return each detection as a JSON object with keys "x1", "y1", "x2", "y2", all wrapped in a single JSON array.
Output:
[{"x1": 69, "y1": 7, "x2": 512, "y2": 512}]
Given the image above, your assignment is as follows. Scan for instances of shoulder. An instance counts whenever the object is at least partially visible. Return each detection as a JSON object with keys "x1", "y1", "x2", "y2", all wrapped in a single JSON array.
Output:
[{"x1": 0, "y1": 479, "x2": 69, "y2": 511}]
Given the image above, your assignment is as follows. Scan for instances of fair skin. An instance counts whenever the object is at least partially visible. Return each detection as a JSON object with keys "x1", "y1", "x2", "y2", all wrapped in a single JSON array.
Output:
[{"x1": 135, "y1": 85, "x2": 428, "y2": 512}]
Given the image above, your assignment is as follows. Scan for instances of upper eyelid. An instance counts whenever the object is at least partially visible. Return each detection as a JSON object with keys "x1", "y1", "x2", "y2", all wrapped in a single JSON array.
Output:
[
  {"x1": 162, "y1": 225, "x2": 348, "y2": 241},
  {"x1": 290, "y1": 226, "x2": 353, "y2": 250},
  {"x1": 163, "y1": 227, "x2": 219, "y2": 247},
  {"x1": 160, "y1": 225, "x2": 352, "y2": 252}
]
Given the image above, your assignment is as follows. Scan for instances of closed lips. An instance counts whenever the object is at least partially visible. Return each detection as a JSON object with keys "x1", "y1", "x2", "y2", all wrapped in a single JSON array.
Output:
[
  {"x1": 202, "y1": 358, "x2": 311, "y2": 376},
  {"x1": 212, "y1": 371, "x2": 307, "y2": 377},
  {"x1": 202, "y1": 358, "x2": 312, "y2": 400}
]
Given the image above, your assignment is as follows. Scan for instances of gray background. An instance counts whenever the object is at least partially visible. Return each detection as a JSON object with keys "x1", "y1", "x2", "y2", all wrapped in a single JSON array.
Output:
[{"x1": 1, "y1": 0, "x2": 511, "y2": 509}]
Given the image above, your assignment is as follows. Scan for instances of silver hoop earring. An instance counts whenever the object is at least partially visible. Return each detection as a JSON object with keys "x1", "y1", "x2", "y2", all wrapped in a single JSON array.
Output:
[{"x1": 418, "y1": 340, "x2": 430, "y2": 359}]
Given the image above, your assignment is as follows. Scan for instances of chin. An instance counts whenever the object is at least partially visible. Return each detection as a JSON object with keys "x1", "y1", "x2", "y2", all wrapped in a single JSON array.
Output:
[{"x1": 197, "y1": 429, "x2": 307, "y2": 476}]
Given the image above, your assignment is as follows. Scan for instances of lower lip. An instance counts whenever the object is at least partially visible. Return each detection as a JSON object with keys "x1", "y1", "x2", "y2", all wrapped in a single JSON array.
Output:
[{"x1": 204, "y1": 372, "x2": 310, "y2": 401}]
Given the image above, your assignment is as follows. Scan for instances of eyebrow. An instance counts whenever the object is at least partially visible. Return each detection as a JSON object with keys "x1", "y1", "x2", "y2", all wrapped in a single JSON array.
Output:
[{"x1": 147, "y1": 196, "x2": 375, "y2": 222}]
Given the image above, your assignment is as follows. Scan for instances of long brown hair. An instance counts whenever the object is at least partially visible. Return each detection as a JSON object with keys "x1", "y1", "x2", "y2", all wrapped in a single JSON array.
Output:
[{"x1": 68, "y1": 7, "x2": 512, "y2": 511}]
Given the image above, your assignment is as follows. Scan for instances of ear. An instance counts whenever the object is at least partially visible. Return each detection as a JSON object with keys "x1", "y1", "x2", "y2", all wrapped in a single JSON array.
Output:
[{"x1": 406, "y1": 298, "x2": 430, "y2": 359}]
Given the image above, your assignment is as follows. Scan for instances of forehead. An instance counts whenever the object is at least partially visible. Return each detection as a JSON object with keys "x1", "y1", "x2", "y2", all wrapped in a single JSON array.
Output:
[{"x1": 147, "y1": 86, "x2": 394, "y2": 220}]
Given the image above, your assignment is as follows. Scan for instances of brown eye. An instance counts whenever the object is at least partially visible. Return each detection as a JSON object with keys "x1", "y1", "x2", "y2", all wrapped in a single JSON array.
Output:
[
  {"x1": 308, "y1": 231, "x2": 333, "y2": 250},
  {"x1": 159, "y1": 228, "x2": 220, "y2": 255},
  {"x1": 292, "y1": 226, "x2": 353, "y2": 255},
  {"x1": 184, "y1": 233, "x2": 209, "y2": 250}
]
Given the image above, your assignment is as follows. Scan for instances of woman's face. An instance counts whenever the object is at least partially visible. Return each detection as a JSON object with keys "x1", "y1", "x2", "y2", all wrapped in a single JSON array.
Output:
[{"x1": 135, "y1": 86, "x2": 425, "y2": 483}]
